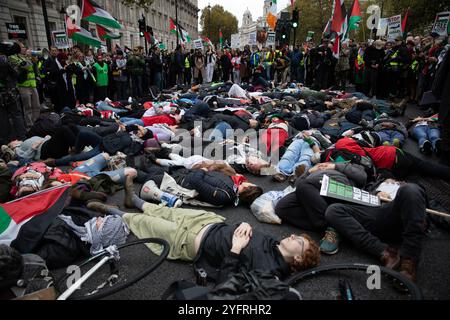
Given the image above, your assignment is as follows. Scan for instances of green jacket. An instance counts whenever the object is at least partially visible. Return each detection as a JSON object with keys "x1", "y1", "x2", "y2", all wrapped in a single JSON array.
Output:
[{"x1": 93, "y1": 62, "x2": 109, "y2": 87}]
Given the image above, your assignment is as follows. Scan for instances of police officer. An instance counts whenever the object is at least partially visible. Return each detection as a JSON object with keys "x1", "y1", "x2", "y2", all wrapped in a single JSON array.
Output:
[
  {"x1": 8, "y1": 41, "x2": 40, "y2": 129},
  {"x1": 385, "y1": 36, "x2": 410, "y2": 98},
  {"x1": 0, "y1": 42, "x2": 27, "y2": 144}
]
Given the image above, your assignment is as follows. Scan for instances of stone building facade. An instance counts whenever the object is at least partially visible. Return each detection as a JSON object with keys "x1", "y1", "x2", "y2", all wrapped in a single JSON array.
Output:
[{"x1": 0, "y1": 0, "x2": 199, "y2": 51}]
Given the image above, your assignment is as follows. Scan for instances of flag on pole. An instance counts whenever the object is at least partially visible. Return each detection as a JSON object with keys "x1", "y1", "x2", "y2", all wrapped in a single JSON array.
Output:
[
  {"x1": 170, "y1": 18, "x2": 191, "y2": 44},
  {"x1": 348, "y1": 0, "x2": 362, "y2": 32},
  {"x1": 331, "y1": 0, "x2": 345, "y2": 34},
  {"x1": 81, "y1": 0, "x2": 122, "y2": 29},
  {"x1": 219, "y1": 29, "x2": 223, "y2": 49},
  {"x1": 402, "y1": 7, "x2": 410, "y2": 34},
  {"x1": 96, "y1": 24, "x2": 121, "y2": 40},
  {"x1": 0, "y1": 184, "x2": 71, "y2": 247},
  {"x1": 330, "y1": 0, "x2": 348, "y2": 44},
  {"x1": 266, "y1": 1, "x2": 278, "y2": 31},
  {"x1": 202, "y1": 36, "x2": 213, "y2": 47},
  {"x1": 66, "y1": 18, "x2": 102, "y2": 48}
]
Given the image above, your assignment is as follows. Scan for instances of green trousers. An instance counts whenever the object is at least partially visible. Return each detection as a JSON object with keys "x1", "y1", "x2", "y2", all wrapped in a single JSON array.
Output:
[{"x1": 123, "y1": 203, "x2": 225, "y2": 261}]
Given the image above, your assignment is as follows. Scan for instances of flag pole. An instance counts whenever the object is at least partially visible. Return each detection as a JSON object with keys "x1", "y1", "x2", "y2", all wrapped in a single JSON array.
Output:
[
  {"x1": 362, "y1": 9, "x2": 366, "y2": 42},
  {"x1": 175, "y1": 0, "x2": 179, "y2": 47}
]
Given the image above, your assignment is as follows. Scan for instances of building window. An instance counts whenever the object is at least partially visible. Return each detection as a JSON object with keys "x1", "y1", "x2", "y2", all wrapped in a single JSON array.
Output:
[{"x1": 49, "y1": 22, "x2": 57, "y2": 32}]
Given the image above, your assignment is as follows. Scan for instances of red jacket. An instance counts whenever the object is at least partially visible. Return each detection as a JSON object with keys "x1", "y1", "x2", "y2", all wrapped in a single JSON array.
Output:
[
  {"x1": 335, "y1": 137, "x2": 397, "y2": 169},
  {"x1": 141, "y1": 114, "x2": 177, "y2": 127}
]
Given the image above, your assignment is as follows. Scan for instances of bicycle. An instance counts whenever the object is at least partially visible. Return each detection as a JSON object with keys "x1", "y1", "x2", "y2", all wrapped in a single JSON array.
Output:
[
  {"x1": 55, "y1": 238, "x2": 169, "y2": 300},
  {"x1": 285, "y1": 263, "x2": 423, "y2": 300}
]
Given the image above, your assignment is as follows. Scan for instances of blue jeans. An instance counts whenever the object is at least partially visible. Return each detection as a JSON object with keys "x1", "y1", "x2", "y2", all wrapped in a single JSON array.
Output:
[
  {"x1": 207, "y1": 121, "x2": 232, "y2": 141},
  {"x1": 277, "y1": 139, "x2": 314, "y2": 175},
  {"x1": 375, "y1": 130, "x2": 405, "y2": 146},
  {"x1": 55, "y1": 129, "x2": 103, "y2": 166},
  {"x1": 120, "y1": 117, "x2": 144, "y2": 126},
  {"x1": 153, "y1": 72, "x2": 163, "y2": 90},
  {"x1": 96, "y1": 101, "x2": 128, "y2": 115},
  {"x1": 74, "y1": 153, "x2": 126, "y2": 184},
  {"x1": 412, "y1": 125, "x2": 441, "y2": 149}
]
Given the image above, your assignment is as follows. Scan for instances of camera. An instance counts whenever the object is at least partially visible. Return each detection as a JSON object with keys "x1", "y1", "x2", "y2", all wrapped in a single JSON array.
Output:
[{"x1": 0, "y1": 41, "x2": 20, "y2": 56}]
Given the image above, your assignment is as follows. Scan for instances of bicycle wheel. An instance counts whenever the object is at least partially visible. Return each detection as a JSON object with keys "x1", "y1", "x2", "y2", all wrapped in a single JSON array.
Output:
[
  {"x1": 55, "y1": 238, "x2": 169, "y2": 300},
  {"x1": 286, "y1": 263, "x2": 423, "y2": 300}
]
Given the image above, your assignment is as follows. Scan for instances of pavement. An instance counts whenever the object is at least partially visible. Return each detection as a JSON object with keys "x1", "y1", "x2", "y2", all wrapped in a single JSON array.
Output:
[{"x1": 55, "y1": 100, "x2": 450, "y2": 300}]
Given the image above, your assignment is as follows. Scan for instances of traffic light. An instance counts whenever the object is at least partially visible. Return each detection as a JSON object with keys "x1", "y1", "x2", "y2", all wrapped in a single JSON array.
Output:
[
  {"x1": 292, "y1": 8, "x2": 299, "y2": 28},
  {"x1": 138, "y1": 18, "x2": 145, "y2": 37}
]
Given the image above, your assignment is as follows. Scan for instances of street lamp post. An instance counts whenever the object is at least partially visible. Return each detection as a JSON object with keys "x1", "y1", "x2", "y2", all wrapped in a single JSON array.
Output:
[
  {"x1": 60, "y1": 5, "x2": 67, "y2": 32},
  {"x1": 175, "y1": 0, "x2": 179, "y2": 47},
  {"x1": 41, "y1": 0, "x2": 53, "y2": 48},
  {"x1": 207, "y1": 3, "x2": 211, "y2": 42}
]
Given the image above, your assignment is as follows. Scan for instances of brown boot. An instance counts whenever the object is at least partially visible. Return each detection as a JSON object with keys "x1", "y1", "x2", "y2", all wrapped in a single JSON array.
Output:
[
  {"x1": 86, "y1": 200, "x2": 118, "y2": 215},
  {"x1": 124, "y1": 174, "x2": 135, "y2": 209},
  {"x1": 380, "y1": 246, "x2": 400, "y2": 270},
  {"x1": 398, "y1": 258, "x2": 417, "y2": 283},
  {"x1": 289, "y1": 164, "x2": 306, "y2": 184}
]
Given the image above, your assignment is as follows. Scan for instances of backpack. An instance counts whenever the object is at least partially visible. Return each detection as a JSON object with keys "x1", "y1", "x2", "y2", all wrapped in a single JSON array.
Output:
[
  {"x1": 162, "y1": 270, "x2": 300, "y2": 300},
  {"x1": 1, "y1": 252, "x2": 54, "y2": 299},
  {"x1": 322, "y1": 147, "x2": 377, "y2": 179}
]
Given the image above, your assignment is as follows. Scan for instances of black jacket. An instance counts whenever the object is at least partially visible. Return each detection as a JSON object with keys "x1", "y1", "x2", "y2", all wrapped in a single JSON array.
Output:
[
  {"x1": 194, "y1": 223, "x2": 291, "y2": 284},
  {"x1": 433, "y1": 49, "x2": 450, "y2": 122},
  {"x1": 202, "y1": 113, "x2": 251, "y2": 132},
  {"x1": 364, "y1": 46, "x2": 385, "y2": 68},
  {"x1": 101, "y1": 131, "x2": 143, "y2": 156},
  {"x1": 11, "y1": 207, "x2": 93, "y2": 269},
  {"x1": 179, "y1": 170, "x2": 237, "y2": 206}
]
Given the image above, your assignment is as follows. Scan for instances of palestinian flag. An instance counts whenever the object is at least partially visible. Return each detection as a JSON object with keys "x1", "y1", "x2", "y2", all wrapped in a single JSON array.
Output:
[
  {"x1": 97, "y1": 24, "x2": 121, "y2": 40},
  {"x1": 266, "y1": 0, "x2": 277, "y2": 31},
  {"x1": 0, "y1": 184, "x2": 71, "y2": 247},
  {"x1": 81, "y1": 0, "x2": 122, "y2": 29},
  {"x1": 202, "y1": 36, "x2": 213, "y2": 47},
  {"x1": 219, "y1": 29, "x2": 223, "y2": 48},
  {"x1": 67, "y1": 22, "x2": 102, "y2": 48},
  {"x1": 169, "y1": 18, "x2": 191, "y2": 43},
  {"x1": 331, "y1": 0, "x2": 348, "y2": 36},
  {"x1": 348, "y1": 0, "x2": 362, "y2": 32},
  {"x1": 402, "y1": 7, "x2": 410, "y2": 34}
]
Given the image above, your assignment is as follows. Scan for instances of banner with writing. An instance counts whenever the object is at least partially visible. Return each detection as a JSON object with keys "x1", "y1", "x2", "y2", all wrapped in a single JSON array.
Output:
[
  {"x1": 320, "y1": 175, "x2": 381, "y2": 207},
  {"x1": 387, "y1": 14, "x2": 402, "y2": 40},
  {"x1": 432, "y1": 11, "x2": 450, "y2": 36}
]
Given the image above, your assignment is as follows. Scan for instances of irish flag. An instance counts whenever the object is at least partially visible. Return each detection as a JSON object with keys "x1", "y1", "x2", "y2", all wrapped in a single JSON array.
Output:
[
  {"x1": 348, "y1": 0, "x2": 362, "y2": 32},
  {"x1": 81, "y1": 0, "x2": 122, "y2": 29},
  {"x1": 266, "y1": 1, "x2": 277, "y2": 31},
  {"x1": 0, "y1": 184, "x2": 71, "y2": 246}
]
